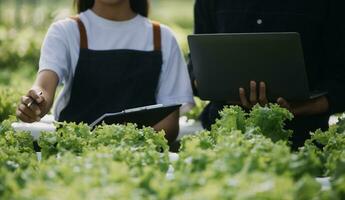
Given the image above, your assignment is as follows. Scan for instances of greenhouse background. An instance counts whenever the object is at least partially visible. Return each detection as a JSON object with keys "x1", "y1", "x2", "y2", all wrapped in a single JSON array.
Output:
[{"x1": 0, "y1": 0, "x2": 193, "y2": 83}]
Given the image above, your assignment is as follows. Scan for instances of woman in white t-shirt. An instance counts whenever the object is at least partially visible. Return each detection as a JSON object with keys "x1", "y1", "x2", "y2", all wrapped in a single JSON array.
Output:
[{"x1": 16, "y1": 0, "x2": 194, "y2": 144}]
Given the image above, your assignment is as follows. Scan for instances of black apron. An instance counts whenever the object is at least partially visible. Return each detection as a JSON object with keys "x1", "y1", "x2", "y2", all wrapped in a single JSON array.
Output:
[{"x1": 59, "y1": 16, "x2": 163, "y2": 124}]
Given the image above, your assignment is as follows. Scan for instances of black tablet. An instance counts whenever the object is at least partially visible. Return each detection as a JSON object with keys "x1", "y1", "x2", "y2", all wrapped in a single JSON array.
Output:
[{"x1": 89, "y1": 104, "x2": 181, "y2": 128}]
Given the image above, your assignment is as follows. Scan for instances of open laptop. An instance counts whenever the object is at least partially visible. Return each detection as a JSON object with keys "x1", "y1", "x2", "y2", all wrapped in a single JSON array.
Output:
[{"x1": 188, "y1": 32, "x2": 327, "y2": 102}]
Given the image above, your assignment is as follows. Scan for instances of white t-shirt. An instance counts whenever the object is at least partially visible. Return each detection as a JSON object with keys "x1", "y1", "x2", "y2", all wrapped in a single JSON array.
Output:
[{"x1": 39, "y1": 10, "x2": 194, "y2": 119}]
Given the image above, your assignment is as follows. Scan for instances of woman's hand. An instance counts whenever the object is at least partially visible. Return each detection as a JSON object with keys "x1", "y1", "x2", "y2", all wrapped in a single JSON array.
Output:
[
  {"x1": 239, "y1": 81, "x2": 268, "y2": 109},
  {"x1": 16, "y1": 70, "x2": 59, "y2": 123},
  {"x1": 17, "y1": 88, "x2": 47, "y2": 123}
]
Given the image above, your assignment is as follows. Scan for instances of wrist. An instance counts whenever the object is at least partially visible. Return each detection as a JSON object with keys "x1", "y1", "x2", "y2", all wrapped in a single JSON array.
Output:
[{"x1": 290, "y1": 96, "x2": 329, "y2": 116}]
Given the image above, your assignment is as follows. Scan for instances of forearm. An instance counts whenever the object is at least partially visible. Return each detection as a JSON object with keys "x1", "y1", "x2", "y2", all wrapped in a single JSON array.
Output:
[
  {"x1": 33, "y1": 70, "x2": 59, "y2": 116},
  {"x1": 153, "y1": 110, "x2": 179, "y2": 144},
  {"x1": 291, "y1": 96, "x2": 329, "y2": 116}
]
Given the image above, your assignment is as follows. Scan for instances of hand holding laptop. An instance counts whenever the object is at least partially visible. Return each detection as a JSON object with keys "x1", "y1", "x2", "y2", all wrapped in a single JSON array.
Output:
[
  {"x1": 238, "y1": 81, "x2": 268, "y2": 108},
  {"x1": 236, "y1": 80, "x2": 293, "y2": 113},
  {"x1": 195, "y1": 78, "x2": 328, "y2": 116},
  {"x1": 233, "y1": 80, "x2": 329, "y2": 116}
]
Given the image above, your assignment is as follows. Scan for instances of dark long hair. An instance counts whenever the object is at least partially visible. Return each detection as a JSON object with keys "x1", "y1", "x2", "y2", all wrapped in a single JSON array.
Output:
[{"x1": 74, "y1": 0, "x2": 149, "y2": 17}]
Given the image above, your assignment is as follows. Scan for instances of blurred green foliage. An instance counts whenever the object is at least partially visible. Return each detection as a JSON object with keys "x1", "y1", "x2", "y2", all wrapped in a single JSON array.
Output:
[
  {"x1": 150, "y1": 0, "x2": 194, "y2": 55},
  {"x1": 0, "y1": 86, "x2": 21, "y2": 122},
  {"x1": 0, "y1": 0, "x2": 193, "y2": 74}
]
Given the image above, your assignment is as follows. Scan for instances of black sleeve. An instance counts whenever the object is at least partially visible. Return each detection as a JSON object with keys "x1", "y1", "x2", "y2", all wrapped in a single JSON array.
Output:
[
  {"x1": 318, "y1": 0, "x2": 345, "y2": 114},
  {"x1": 188, "y1": 0, "x2": 217, "y2": 96},
  {"x1": 194, "y1": 0, "x2": 217, "y2": 34}
]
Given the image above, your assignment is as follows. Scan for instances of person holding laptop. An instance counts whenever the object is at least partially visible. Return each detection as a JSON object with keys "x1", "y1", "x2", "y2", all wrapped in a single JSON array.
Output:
[
  {"x1": 16, "y1": 0, "x2": 194, "y2": 144},
  {"x1": 188, "y1": 0, "x2": 345, "y2": 149}
]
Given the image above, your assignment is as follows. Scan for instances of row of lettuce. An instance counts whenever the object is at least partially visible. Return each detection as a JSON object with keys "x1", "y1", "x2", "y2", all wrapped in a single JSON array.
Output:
[{"x1": 0, "y1": 104, "x2": 345, "y2": 199}]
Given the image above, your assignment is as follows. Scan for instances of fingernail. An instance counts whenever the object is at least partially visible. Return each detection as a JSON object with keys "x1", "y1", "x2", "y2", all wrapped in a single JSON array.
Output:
[
  {"x1": 36, "y1": 117, "x2": 41, "y2": 122},
  {"x1": 36, "y1": 110, "x2": 41, "y2": 115}
]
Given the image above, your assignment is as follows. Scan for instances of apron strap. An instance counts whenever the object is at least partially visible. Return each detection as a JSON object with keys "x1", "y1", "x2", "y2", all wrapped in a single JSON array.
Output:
[
  {"x1": 70, "y1": 16, "x2": 160, "y2": 51},
  {"x1": 70, "y1": 16, "x2": 88, "y2": 49},
  {"x1": 152, "y1": 21, "x2": 161, "y2": 51}
]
